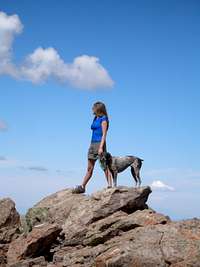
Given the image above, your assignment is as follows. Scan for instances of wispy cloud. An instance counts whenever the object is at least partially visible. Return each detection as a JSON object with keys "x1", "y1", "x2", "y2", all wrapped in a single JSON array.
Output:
[
  {"x1": 23, "y1": 166, "x2": 48, "y2": 172},
  {"x1": 0, "y1": 155, "x2": 74, "y2": 175},
  {"x1": 0, "y1": 157, "x2": 19, "y2": 168},
  {"x1": 0, "y1": 119, "x2": 8, "y2": 131},
  {"x1": 0, "y1": 156, "x2": 48, "y2": 172},
  {"x1": 28, "y1": 166, "x2": 48, "y2": 172},
  {"x1": 150, "y1": 180, "x2": 175, "y2": 191},
  {"x1": 0, "y1": 11, "x2": 114, "y2": 89}
]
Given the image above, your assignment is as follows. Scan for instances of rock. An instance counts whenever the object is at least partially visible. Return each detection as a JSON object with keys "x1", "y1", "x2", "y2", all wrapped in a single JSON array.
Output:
[
  {"x1": 19, "y1": 214, "x2": 30, "y2": 235},
  {"x1": 83, "y1": 209, "x2": 170, "y2": 247},
  {"x1": 54, "y1": 215, "x2": 171, "y2": 267},
  {"x1": 3, "y1": 185, "x2": 200, "y2": 266},
  {"x1": 159, "y1": 218, "x2": 200, "y2": 265},
  {"x1": 0, "y1": 198, "x2": 21, "y2": 265},
  {"x1": 95, "y1": 218, "x2": 200, "y2": 266},
  {"x1": 0, "y1": 227, "x2": 20, "y2": 245},
  {"x1": 25, "y1": 207, "x2": 50, "y2": 232},
  {"x1": 0, "y1": 198, "x2": 21, "y2": 244},
  {"x1": 8, "y1": 256, "x2": 47, "y2": 267},
  {"x1": 126, "y1": 208, "x2": 171, "y2": 226},
  {"x1": 0, "y1": 198, "x2": 20, "y2": 229},
  {"x1": 61, "y1": 186, "x2": 152, "y2": 239},
  {"x1": 25, "y1": 188, "x2": 85, "y2": 231},
  {"x1": 53, "y1": 244, "x2": 106, "y2": 267},
  {"x1": 46, "y1": 264, "x2": 63, "y2": 267},
  {"x1": 0, "y1": 244, "x2": 9, "y2": 267},
  {"x1": 7, "y1": 223, "x2": 62, "y2": 266},
  {"x1": 25, "y1": 185, "x2": 151, "y2": 238},
  {"x1": 62, "y1": 208, "x2": 170, "y2": 247},
  {"x1": 90, "y1": 185, "x2": 151, "y2": 216}
]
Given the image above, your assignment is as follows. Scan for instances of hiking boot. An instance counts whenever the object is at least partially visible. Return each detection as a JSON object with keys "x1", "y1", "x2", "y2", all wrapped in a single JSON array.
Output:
[{"x1": 72, "y1": 185, "x2": 85, "y2": 194}]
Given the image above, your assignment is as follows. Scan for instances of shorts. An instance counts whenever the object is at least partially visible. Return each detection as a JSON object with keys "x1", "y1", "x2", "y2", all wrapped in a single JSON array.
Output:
[
  {"x1": 87, "y1": 142, "x2": 107, "y2": 170},
  {"x1": 87, "y1": 141, "x2": 107, "y2": 160}
]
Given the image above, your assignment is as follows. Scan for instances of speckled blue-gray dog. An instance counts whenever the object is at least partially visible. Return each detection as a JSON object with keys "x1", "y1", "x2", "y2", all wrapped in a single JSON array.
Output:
[{"x1": 99, "y1": 152, "x2": 144, "y2": 187}]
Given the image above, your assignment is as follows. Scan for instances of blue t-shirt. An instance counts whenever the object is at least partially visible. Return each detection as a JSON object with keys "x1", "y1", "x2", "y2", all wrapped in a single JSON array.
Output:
[{"x1": 91, "y1": 115, "x2": 108, "y2": 143}]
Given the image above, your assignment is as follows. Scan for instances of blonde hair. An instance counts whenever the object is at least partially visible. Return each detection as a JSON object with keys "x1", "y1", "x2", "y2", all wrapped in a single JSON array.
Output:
[{"x1": 93, "y1": 101, "x2": 109, "y2": 129}]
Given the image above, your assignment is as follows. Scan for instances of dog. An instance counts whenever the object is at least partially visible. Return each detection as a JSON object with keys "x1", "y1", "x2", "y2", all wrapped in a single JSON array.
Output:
[{"x1": 99, "y1": 152, "x2": 144, "y2": 187}]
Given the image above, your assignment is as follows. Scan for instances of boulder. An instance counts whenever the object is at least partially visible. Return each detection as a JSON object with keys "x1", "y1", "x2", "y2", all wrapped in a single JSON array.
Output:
[
  {"x1": 83, "y1": 208, "x2": 170, "y2": 247},
  {"x1": 95, "y1": 218, "x2": 200, "y2": 267},
  {"x1": 0, "y1": 198, "x2": 20, "y2": 229},
  {"x1": 7, "y1": 223, "x2": 62, "y2": 266},
  {"x1": 0, "y1": 198, "x2": 21, "y2": 266},
  {"x1": 25, "y1": 188, "x2": 86, "y2": 231},
  {"x1": 0, "y1": 198, "x2": 21, "y2": 243},
  {"x1": 61, "y1": 186, "x2": 152, "y2": 239},
  {"x1": 25, "y1": 185, "x2": 152, "y2": 236},
  {"x1": 63, "y1": 208, "x2": 170, "y2": 247}
]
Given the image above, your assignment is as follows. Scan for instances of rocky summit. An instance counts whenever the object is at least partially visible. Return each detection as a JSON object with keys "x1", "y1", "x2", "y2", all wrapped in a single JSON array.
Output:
[{"x1": 1, "y1": 186, "x2": 200, "y2": 267}]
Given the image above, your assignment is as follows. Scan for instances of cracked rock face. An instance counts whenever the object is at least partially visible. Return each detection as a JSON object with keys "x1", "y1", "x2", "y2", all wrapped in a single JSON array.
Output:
[
  {"x1": 61, "y1": 186, "x2": 152, "y2": 241},
  {"x1": 0, "y1": 198, "x2": 21, "y2": 229},
  {"x1": 2, "y1": 185, "x2": 200, "y2": 266},
  {"x1": 7, "y1": 223, "x2": 62, "y2": 266},
  {"x1": 0, "y1": 198, "x2": 21, "y2": 267}
]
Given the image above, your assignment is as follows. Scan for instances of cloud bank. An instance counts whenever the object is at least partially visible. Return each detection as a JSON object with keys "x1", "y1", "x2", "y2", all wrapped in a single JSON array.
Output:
[{"x1": 0, "y1": 11, "x2": 114, "y2": 89}]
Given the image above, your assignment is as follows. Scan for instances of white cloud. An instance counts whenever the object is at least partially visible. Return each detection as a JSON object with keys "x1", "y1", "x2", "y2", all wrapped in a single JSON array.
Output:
[
  {"x1": 0, "y1": 11, "x2": 22, "y2": 77},
  {"x1": 0, "y1": 11, "x2": 114, "y2": 89},
  {"x1": 0, "y1": 119, "x2": 8, "y2": 131},
  {"x1": 151, "y1": 180, "x2": 175, "y2": 191}
]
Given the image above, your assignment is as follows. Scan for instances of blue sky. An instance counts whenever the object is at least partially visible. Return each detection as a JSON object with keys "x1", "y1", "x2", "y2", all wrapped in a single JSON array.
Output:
[{"x1": 0, "y1": 0, "x2": 200, "y2": 220}]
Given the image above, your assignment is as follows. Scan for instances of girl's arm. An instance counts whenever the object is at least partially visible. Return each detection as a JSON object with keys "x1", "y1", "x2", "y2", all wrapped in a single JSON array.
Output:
[{"x1": 99, "y1": 120, "x2": 108, "y2": 151}]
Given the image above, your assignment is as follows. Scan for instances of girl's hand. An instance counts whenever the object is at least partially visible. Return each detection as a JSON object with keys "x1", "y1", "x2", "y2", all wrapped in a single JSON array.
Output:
[{"x1": 98, "y1": 147, "x2": 103, "y2": 155}]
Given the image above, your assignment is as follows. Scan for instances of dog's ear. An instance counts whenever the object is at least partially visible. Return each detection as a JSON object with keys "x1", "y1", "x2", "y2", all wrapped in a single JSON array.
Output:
[
  {"x1": 105, "y1": 152, "x2": 112, "y2": 165},
  {"x1": 99, "y1": 151, "x2": 109, "y2": 162},
  {"x1": 106, "y1": 152, "x2": 112, "y2": 158}
]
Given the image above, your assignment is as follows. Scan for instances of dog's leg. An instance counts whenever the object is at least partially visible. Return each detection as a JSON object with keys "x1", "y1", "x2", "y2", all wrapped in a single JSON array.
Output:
[
  {"x1": 130, "y1": 159, "x2": 143, "y2": 188},
  {"x1": 136, "y1": 170, "x2": 142, "y2": 187},
  {"x1": 113, "y1": 171, "x2": 118, "y2": 187},
  {"x1": 136, "y1": 160, "x2": 142, "y2": 187},
  {"x1": 108, "y1": 168, "x2": 115, "y2": 188},
  {"x1": 107, "y1": 167, "x2": 113, "y2": 188},
  {"x1": 130, "y1": 166, "x2": 138, "y2": 187}
]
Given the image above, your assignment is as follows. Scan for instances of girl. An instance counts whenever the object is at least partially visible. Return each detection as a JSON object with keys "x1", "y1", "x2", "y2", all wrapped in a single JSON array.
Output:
[{"x1": 72, "y1": 101, "x2": 112, "y2": 193}]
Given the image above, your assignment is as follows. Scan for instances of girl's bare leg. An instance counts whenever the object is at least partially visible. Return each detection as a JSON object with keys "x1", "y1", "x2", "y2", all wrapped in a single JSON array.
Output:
[{"x1": 81, "y1": 159, "x2": 96, "y2": 189}]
